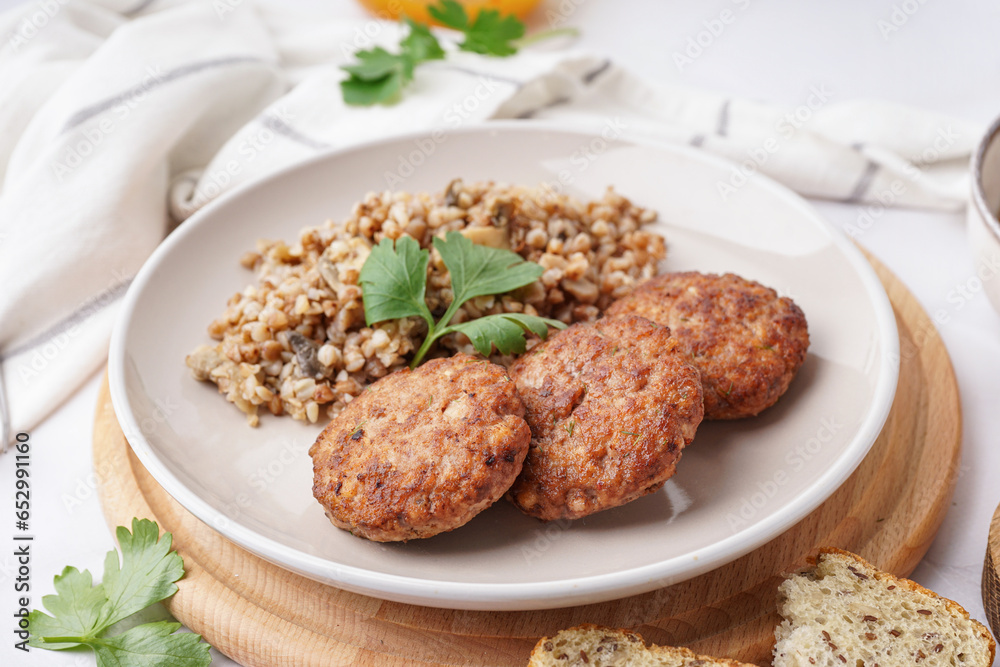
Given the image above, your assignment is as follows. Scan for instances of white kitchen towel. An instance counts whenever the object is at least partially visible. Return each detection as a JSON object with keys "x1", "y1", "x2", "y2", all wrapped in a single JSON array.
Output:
[{"x1": 0, "y1": 0, "x2": 984, "y2": 447}]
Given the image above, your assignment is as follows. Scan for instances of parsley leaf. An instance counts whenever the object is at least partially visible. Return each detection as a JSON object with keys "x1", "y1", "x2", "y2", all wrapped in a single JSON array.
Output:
[
  {"x1": 360, "y1": 230, "x2": 564, "y2": 366},
  {"x1": 28, "y1": 566, "x2": 106, "y2": 649},
  {"x1": 359, "y1": 236, "x2": 434, "y2": 328},
  {"x1": 99, "y1": 518, "x2": 185, "y2": 628},
  {"x1": 341, "y1": 46, "x2": 414, "y2": 82},
  {"x1": 444, "y1": 312, "x2": 557, "y2": 356},
  {"x1": 340, "y1": 47, "x2": 414, "y2": 106},
  {"x1": 426, "y1": 0, "x2": 468, "y2": 30},
  {"x1": 341, "y1": 72, "x2": 404, "y2": 106},
  {"x1": 340, "y1": 18, "x2": 446, "y2": 106},
  {"x1": 462, "y1": 11, "x2": 524, "y2": 56},
  {"x1": 90, "y1": 622, "x2": 212, "y2": 667},
  {"x1": 430, "y1": 0, "x2": 525, "y2": 56},
  {"x1": 401, "y1": 18, "x2": 446, "y2": 62},
  {"x1": 432, "y1": 231, "x2": 543, "y2": 306},
  {"x1": 342, "y1": 0, "x2": 572, "y2": 105},
  {"x1": 29, "y1": 518, "x2": 211, "y2": 667}
]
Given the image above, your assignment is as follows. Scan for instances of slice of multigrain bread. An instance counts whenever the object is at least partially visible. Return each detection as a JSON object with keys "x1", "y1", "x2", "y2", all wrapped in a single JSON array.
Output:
[
  {"x1": 528, "y1": 624, "x2": 756, "y2": 667},
  {"x1": 774, "y1": 548, "x2": 996, "y2": 667}
]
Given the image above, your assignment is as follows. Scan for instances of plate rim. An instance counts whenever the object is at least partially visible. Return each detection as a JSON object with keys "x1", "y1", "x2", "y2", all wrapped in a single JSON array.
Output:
[{"x1": 109, "y1": 120, "x2": 899, "y2": 610}]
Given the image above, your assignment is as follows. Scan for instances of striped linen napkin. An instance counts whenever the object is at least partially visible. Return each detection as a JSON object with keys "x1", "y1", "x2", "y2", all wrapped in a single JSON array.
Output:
[{"x1": 0, "y1": 0, "x2": 983, "y2": 446}]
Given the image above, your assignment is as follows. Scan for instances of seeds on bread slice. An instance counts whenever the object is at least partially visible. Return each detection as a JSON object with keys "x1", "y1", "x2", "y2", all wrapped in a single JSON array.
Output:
[
  {"x1": 528, "y1": 624, "x2": 757, "y2": 666},
  {"x1": 774, "y1": 548, "x2": 996, "y2": 666}
]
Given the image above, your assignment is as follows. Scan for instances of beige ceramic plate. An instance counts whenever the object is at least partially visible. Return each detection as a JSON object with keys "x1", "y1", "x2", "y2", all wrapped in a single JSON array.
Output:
[{"x1": 109, "y1": 123, "x2": 898, "y2": 610}]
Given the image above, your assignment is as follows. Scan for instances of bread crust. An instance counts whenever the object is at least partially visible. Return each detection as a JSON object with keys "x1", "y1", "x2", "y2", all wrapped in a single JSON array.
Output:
[
  {"x1": 528, "y1": 623, "x2": 757, "y2": 666},
  {"x1": 309, "y1": 354, "x2": 530, "y2": 541},
  {"x1": 606, "y1": 272, "x2": 808, "y2": 419},
  {"x1": 507, "y1": 315, "x2": 703, "y2": 521},
  {"x1": 812, "y1": 548, "x2": 996, "y2": 662}
]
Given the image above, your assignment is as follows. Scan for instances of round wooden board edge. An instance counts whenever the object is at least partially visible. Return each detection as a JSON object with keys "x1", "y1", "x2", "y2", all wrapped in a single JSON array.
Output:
[
  {"x1": 92, "y1": 252, "x2": 962, "y2": 667},
  {"x1": 983, "y1": 501, "x2": 1000, "y2": 644}
]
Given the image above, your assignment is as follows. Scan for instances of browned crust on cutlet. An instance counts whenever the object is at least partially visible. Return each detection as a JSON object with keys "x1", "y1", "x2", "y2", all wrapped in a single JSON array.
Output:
[
  {"x1": 606, "y1": 271, "x2": 809, "y2": 419},
  {"x1": 507, "y1": 315, "x2": 704, "y2": 521},
  {"x1": 309, "y1": 354, "x2": 530, "y2": 542}
]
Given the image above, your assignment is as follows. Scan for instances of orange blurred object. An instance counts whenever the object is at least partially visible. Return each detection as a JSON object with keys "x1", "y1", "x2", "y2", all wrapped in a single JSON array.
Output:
[{"x1": 356, "y1": 0, "x2": 543, "y2": 25}]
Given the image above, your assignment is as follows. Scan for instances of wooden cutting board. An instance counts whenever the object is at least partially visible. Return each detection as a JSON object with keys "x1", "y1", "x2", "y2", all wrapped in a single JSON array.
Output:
[
  {"x1": 984, "y1": 502, "x2": 1000, "y2": 643},
  {"x1": 93, "y1": 254, "x2": 961, "y2": 666}
]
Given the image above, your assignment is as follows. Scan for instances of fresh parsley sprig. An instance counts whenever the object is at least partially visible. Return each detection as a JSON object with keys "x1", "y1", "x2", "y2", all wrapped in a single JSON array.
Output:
[
  {"x1": 428, "y1": 0, "x2": 525, "y2": 56},
  {"x1": 359, "y1": 231, "x2": 565, "y2": 366},
  {"x1": 341, "y1": 19, "x2": 446, "y2": 106},
  {"x1": 341, "y1": 0, "x2": 577, "y2": 106},
  {"x1": 29, "y1": 518, "x2": 211, "y2": 667}
]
